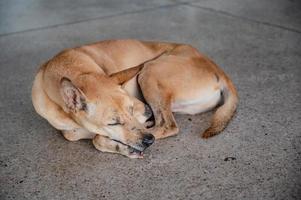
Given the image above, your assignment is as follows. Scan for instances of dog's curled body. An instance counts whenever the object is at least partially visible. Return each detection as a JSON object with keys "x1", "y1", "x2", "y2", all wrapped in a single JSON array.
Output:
[{"x1": 32, "y1": 39, "x2": 238, "y2": 158}]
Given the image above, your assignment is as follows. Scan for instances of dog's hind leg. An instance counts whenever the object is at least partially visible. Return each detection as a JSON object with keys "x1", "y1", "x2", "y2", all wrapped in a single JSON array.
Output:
[
  {"x1": 148, "y1": 97, "x2": 179, "y2": 139},
  {"x1": 138, "y1": 76, "x2": 179, "y2": 139}
]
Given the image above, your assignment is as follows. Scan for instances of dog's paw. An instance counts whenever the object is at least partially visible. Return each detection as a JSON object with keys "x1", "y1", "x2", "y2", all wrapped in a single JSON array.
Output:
[
  {"x1": 144, "y1": 120, "x2": 155, "y2": 128},
  {"x1": 150, "y1": 126, "x2": 179, "y2": 139},
  {"x1": 62, "y1": 130, "x2": 80, "y2": 141}
]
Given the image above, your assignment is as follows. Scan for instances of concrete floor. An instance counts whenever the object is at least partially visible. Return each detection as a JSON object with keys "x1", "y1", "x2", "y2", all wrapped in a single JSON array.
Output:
[{"x1": 0, "y1": 0, "x2": 300, "y2": 199}]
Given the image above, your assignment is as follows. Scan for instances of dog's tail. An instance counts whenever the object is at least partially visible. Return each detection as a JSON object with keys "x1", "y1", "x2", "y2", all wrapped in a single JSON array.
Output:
[{"x1": 202, "y1": 75, "x2": 238, "y2": 138}]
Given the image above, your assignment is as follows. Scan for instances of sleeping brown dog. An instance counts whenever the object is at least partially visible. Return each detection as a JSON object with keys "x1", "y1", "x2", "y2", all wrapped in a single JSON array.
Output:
[{"x1": 32, "y1": 39, "x2": 238, "y2": 158}]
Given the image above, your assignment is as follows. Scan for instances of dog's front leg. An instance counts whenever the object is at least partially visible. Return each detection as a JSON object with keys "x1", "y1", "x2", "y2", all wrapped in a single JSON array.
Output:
[
  {"x1": 62, "y1": 128, "x2": 96, "y2": 141},
  {"x1": 92, "y1": 135, "x2": 143, "y2": 158}
]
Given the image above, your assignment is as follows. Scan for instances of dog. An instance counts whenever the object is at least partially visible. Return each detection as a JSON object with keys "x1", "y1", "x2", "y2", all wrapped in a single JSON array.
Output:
[{"x1": 32, "y1": 39, "x2": 238, "y2": 158}]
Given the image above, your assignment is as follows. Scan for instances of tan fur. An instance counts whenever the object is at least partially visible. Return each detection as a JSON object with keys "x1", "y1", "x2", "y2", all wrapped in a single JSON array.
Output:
[{"x1": 32, "y1": 39, "x2": 238, "y2": 158}]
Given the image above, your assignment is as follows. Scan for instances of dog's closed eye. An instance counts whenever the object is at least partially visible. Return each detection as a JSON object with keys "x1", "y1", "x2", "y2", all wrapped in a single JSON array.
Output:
[
  {"x1": 107, "y1": 122, "x2": 123, "y2": 126},
  {"x1": 107, "y1": 118, "x2": 125, "y2": 126}
]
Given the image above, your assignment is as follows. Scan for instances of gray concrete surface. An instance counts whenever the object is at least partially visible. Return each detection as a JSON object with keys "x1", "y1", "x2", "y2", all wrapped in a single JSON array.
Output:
[{"x1": 0, "y1": 0, "x2": 300, "y2": 199}]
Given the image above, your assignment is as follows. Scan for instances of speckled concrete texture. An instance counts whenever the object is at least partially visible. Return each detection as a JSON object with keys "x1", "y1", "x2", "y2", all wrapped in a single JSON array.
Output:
[{"x1": 0, "y1": 1, "x2": 300, "y2": 200}]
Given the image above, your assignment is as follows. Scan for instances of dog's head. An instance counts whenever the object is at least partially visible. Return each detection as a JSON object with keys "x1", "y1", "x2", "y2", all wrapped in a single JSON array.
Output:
[{"x1": 59, "y1": 67, "x2": 154, "y2": 155}]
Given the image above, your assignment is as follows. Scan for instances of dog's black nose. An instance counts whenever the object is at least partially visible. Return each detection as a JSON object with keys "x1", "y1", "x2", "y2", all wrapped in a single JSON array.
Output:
[{"x1": 142, "y1": 133, "x2": 155, "y2": 147}]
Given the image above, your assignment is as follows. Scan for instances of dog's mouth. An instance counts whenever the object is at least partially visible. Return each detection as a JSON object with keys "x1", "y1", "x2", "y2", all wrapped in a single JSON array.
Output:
[
  {"x1": 112, "y1": 139, "x2": 144, "y2": 157},
  {"x1": 128, "y1": 146, "x2": 144, "y2": 157}
]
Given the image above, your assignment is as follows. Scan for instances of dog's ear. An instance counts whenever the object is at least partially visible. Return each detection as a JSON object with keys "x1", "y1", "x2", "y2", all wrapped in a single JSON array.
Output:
[
  {"x1": 110, "y1": 52, "x2": 166, "y2": 85},
  {"x1": 110, "y1": 65, "x2": 143, "y2": 85},
  {"x1": 60, "y1": 77, "x2": 87, "y2": 112}
]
